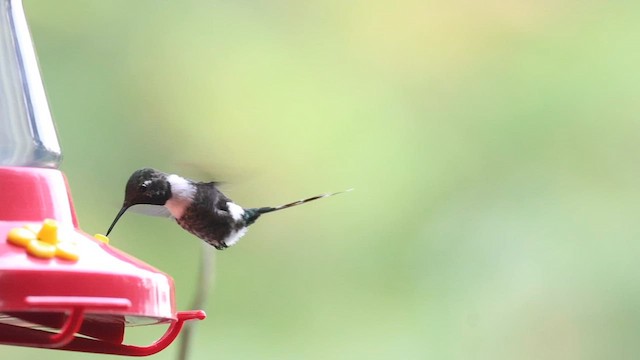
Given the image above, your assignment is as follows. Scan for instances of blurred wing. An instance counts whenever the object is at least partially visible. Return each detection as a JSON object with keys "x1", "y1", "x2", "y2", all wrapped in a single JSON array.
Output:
[
  {"x1": 175, "y1": 161, "x2": 225, "y2": 185},
  {"x1": 129, "y1": 204, "x2": 174, "y2": 219}
]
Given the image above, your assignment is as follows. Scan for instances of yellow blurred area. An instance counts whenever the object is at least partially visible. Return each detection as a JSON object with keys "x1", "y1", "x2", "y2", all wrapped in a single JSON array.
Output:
[{"x1": 6, "y1": 0, "x2": 640, "y2": 359}]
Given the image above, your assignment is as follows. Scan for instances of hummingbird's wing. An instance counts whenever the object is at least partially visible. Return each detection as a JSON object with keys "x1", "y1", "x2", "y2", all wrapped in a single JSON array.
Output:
[
  {"x1": 199, "y1": 180, "x2": 223, "y2": 187},
  {"x1": 195, "y1": 182, "x2": 235, "y2": 217},
  {"x1": 128, "y1": 204, "x2": 174, "y2": 219}
]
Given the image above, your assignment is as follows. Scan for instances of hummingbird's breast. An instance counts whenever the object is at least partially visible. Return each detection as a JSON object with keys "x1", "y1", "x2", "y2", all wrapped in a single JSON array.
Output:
[{"x1": 165, "y1": 197, "x2": 192, "y2": 219}]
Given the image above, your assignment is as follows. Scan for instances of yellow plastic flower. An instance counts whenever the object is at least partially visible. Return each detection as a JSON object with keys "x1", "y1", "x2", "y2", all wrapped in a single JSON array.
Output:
[{"x1": 6, "y1": 219, "x2": 79, "y2": 261}]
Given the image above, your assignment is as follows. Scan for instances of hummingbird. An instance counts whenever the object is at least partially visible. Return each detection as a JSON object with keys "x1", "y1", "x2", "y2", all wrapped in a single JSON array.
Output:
[{"x1": 106, "y1": 168, "x2": 350, "y2": 250}]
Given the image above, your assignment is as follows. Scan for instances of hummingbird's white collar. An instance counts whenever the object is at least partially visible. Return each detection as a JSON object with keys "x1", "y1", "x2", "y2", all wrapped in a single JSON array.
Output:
[{"x1": 165, "y1": 174, "x2": 195, "y2": 219}]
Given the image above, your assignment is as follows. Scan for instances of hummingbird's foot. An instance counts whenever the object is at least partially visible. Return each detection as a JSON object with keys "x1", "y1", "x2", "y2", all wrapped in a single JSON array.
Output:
[{"x1": 212, "y1": 242, "x2": 227, "y2": 251}]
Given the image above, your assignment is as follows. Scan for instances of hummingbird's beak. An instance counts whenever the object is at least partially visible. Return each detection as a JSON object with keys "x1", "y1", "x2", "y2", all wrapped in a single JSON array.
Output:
[{"x1": 106, "y1": 204, "x2": 130, "y2": 236}]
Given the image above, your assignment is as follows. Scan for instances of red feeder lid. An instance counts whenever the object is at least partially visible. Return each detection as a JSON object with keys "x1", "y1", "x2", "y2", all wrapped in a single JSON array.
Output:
[{"x1": 0, "y1": 167, "x2": 205, "y2": 355}]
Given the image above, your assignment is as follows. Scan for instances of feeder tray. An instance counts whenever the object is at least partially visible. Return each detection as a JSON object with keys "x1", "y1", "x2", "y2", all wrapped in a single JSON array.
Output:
[{"x1": 0, "y1": 0, "x2": 205, "y2": 356}]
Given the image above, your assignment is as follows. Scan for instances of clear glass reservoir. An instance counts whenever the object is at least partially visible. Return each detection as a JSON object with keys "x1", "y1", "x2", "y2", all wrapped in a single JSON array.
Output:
[{"x1": 0, "y1": 0, "x2": 61, "y2": 168}]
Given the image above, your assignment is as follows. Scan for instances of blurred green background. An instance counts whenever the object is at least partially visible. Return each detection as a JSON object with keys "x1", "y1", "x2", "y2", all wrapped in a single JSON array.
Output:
[{"x1": 5, "y1": 0, "x2": 640, "y2": 359}]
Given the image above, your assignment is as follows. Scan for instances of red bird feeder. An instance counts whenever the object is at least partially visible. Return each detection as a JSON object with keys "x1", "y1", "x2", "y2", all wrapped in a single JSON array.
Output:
[{"x1": 0, "y1": 0, "x2": 205, "y2": 356}]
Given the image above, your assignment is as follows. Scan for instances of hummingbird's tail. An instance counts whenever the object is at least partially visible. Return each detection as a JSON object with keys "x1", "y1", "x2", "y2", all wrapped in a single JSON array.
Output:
[{"x1": 242, "y1": 189, "x2": 353, "y2": 225}]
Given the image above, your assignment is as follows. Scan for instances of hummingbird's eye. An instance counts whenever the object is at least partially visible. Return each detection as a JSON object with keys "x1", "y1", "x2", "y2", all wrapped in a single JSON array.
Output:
[
  {"x1": 139, "y1": 180, "x2": 152, "y2": 191},
  {"x1": 139, "y1": 182, "x2": 150, "y2": 192}
]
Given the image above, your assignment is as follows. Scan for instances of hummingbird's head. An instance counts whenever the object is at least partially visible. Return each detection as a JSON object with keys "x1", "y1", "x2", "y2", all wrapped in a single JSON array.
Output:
[
  {"x1": 106, "y1": 168, "x2": 172, "y2": 236},
  {"x1": 123, "y1": 168, "x2": 172, "y2": 206}
]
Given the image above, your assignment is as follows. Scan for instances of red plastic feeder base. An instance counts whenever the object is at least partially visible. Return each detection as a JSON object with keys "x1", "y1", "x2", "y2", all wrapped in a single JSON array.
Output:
[{"x1": 0, "y1": 167, "x2": 205, "y2": 355}]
